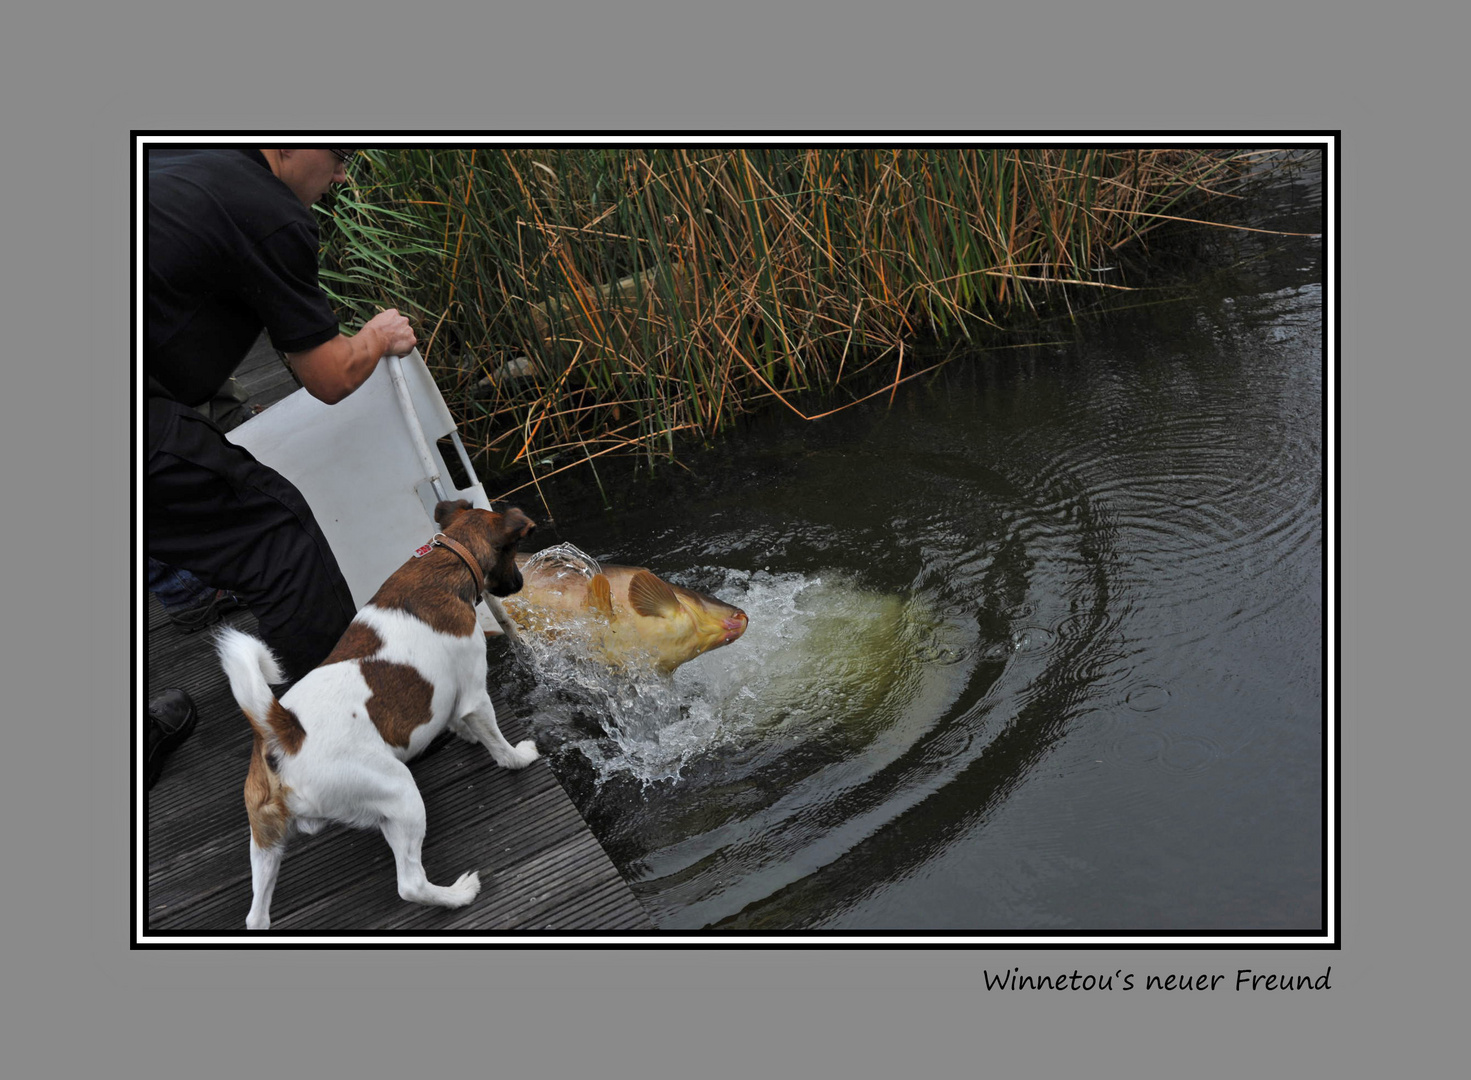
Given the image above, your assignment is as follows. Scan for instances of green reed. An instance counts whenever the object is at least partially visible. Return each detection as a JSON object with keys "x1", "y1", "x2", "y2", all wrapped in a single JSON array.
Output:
[{"x1": 316, "y1": 147, "x2": 1254, "y2": 491}]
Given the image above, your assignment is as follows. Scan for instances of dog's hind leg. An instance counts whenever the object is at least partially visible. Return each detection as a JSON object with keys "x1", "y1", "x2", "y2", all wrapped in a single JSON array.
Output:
[
  {"x1": 375, "y1": 769, "x2": 481, "y2": 909},
  {"x1": 244, "y1": 751, "x2": 294, "y2": 930},
  {"x1": 246, "y1": 836, "x2": 285, "y2": 930},
  {"x1": 450, "y1": 696, "x2": 540, "y2": 770}
]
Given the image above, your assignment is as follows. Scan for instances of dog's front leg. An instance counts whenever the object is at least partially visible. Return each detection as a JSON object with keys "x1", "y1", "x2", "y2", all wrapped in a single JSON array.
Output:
[{"x1": 451, "y1": 695, "x2": 540, "y2": 770}]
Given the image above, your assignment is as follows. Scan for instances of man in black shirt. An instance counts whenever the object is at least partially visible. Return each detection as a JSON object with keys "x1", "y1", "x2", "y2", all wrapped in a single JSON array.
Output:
[{"x1": 146, "y1": 148, "x2": 417, "y2": 786}]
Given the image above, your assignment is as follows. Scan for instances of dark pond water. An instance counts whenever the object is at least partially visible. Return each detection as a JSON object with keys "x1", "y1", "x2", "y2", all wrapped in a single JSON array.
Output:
[{"x1": 490, "y1": 155, "x2": 1325, "y2": 932}]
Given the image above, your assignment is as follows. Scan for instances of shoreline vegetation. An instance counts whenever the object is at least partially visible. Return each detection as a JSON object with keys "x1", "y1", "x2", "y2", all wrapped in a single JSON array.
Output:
[{"x1": 318, "y1": 148, "x2": 1281, "y2": 499}]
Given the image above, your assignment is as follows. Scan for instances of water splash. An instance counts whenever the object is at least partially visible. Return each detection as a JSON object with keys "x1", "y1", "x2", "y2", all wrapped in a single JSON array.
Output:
[
  {"x1": 522, "y1": 568, "x2": 949, "y2": 788},
  {"x1": 521, "y1": 541, "x2": 603, "y2": 579}
]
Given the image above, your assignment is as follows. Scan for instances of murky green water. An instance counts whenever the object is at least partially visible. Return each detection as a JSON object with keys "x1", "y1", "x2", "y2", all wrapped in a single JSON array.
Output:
[{"x1": 492, "y1": 156, "x2": 1324, "y2": 931}]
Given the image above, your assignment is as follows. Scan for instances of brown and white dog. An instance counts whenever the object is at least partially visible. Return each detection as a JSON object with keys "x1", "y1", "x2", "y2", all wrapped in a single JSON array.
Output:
[{"x1": 215, "y1": 499, "x2": 538, "y2": 930}]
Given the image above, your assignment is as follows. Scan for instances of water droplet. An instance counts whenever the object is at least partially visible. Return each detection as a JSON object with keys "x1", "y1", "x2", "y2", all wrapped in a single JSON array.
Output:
[
  {"x1": 1110, "y1": 730, "x2": 1167, "y2": 767},
  {"x1": 1159, "y1": 735, "x2": 1218, "y2": 774},
  {"x1": 1125, "y1": 683, "x2": 1171, "y2": 712},
  {"x1": 1011, "y1": 626, "x2": 1056, "y2": 653}
]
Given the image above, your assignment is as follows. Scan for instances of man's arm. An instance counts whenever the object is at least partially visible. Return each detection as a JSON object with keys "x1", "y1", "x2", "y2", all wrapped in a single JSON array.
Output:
[{"x1": 287, "y1": 308, "x2": 417, "y2": 405}]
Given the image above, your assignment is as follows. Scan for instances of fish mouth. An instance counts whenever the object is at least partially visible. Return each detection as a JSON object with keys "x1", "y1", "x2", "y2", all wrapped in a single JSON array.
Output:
[{"x1": 720, "y1": 611, "x2": 749, "y2": 645}]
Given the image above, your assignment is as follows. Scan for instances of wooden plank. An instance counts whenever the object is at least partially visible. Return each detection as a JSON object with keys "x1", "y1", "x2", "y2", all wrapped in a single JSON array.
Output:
[
  {"x1": 145, "y1": 334, "x2": 651, "y2": 934},
  {"x1": 144, "y1": 595, "x2": 652, "y2": 933},
  {"x1": 231, "y1": 331, "x2": 300, "y2": 410}
]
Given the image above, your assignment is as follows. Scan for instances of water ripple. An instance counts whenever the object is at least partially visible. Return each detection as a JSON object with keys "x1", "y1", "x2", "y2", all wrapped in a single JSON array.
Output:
[{"x1": 507, "y1": 232, "x2": 1323, "y2": 929}]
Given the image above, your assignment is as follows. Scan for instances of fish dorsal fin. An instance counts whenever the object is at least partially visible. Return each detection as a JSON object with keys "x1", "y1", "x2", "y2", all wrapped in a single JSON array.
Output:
[
  {"x1": 584, "y1": 573, "x2": 614, "y2": 617},
  {"x1": 627, "y1": 570, "x2": 681, "y2": 619}
]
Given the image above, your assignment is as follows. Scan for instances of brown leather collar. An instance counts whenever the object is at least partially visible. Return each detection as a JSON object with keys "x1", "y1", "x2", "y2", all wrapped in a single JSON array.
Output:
[{"x1": 431, "y1": 533, "x2": 484, "y2": 597}]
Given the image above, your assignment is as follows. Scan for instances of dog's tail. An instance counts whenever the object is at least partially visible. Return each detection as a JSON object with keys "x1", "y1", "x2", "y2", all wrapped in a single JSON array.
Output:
[
  {"x1": 215, "y1": 626, "x2": 291, "y2": 751},
  {"x1": 215, "y1": 626, "x2": 300, "y2": 857}
]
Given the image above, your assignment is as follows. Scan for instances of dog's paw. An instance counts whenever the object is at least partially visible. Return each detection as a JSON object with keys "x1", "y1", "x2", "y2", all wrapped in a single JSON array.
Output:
[
  {"x1": 448, "y1": 870, "x2": 481, "y2": 906},
  {"x1": 506, "y1": 740, "x2": 540, "y2": 769}
]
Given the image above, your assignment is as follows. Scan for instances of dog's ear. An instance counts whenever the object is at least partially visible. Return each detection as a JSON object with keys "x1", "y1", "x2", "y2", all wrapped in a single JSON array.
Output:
[
  {"x1": 433, "y1": 499, "x2": 474, "y2": 528},
  {"x1": 499, "y1": 506, "x2": 537, "y2": 544}
]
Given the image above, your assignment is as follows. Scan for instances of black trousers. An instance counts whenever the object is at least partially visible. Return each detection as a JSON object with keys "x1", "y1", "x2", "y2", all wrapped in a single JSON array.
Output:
[{"x1": 147, "y1": 397, "x2": 356, "y2": 685}]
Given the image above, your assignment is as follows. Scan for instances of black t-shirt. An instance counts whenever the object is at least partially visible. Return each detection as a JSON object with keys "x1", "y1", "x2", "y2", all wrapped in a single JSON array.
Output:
[{"x1": 147, "y1": 149, "x2": 340, "y2": 406}]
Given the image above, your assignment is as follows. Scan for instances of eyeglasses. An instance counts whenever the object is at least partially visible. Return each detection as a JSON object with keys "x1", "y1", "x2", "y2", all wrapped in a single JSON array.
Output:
[{"x1": 328, "y1": 148, "x2": 356, "y2": 164}]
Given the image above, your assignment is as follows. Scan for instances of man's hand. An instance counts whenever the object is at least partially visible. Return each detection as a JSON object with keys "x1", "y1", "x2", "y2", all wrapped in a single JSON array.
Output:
[
  {"x1": 287, "y1": 309, "x2": 418, "y2": 405},
  {"x1": 362, "y1": 308, "x2": 417, "y2": 358}
]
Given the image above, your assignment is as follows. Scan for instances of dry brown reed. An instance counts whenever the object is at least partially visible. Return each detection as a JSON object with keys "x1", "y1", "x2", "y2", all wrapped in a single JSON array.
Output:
[{"x1": 319, "y1": 147, "x2": 1254, "y2": 491}]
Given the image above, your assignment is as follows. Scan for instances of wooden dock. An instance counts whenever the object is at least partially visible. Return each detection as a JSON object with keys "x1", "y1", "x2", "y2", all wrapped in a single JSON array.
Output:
[{"x1": 143, "y1": 337, "x2": 652, "y2": 935}]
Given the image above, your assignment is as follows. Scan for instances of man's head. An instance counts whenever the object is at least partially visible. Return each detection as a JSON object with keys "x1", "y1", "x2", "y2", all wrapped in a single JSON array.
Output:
[{"x1": 260, "y1": 148, "x2": 354, "y2": 207}]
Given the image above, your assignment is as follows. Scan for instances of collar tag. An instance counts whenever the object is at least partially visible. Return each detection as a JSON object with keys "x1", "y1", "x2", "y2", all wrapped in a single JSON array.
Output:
[{"x1": 412, "y1": 542, "x2": 434, "y2": 559}]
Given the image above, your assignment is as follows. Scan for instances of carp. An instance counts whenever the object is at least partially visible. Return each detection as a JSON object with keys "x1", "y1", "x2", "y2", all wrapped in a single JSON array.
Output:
[{"x1": 502, "y1": 545, "x2": 748, "y2": 674}]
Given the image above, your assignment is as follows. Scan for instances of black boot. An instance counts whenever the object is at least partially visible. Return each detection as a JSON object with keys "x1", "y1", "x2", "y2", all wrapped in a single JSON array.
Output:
[{"x1": 147, "y1": 689, "x2": 198, "y2": 789}]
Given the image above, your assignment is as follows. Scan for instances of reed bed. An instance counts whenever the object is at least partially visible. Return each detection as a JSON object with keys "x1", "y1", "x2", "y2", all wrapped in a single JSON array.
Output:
[{"x1": 317, "y1": 148, "x2": 1254, "y2": 491}]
